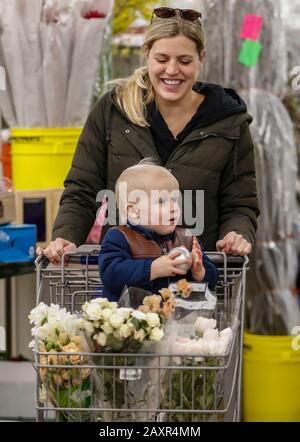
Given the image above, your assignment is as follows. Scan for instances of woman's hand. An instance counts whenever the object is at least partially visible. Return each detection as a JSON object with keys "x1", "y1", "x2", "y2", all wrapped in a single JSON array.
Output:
[
  {"x1": 191, "y1": 236, "x2": 206, "y2": 282},
  {"x1": 216, "y1": 231, "x2": 252, "y2": 256},
  {"x1": 150, "y1": 250, "x2": 191, "y2": 280},
  {"x1": 36, "y1": 238, "x2": 76, "y2": 265}
]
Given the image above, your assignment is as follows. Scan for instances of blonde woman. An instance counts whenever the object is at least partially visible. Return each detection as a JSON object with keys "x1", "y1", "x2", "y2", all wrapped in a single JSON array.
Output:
[{"x1": 39, "y1": 7, "x2": 259, "y2": 264}]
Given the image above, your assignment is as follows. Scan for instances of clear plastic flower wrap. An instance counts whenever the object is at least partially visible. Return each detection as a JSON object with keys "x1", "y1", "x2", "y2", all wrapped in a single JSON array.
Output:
[{"x1": 201, "y1": 0, "x2": 287, "y2": 96}]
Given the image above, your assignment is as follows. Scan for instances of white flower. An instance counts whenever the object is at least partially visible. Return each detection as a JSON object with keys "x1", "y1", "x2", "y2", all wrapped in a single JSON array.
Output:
[
  {"x1": 206, "y1": 340, "x2": 227, "y2": 356},
  {"x1": 131, "y1": 310, "x2": 147, "y2": 321},
  {"x1": 94, "y1": 332, "x2": 107, "y2": 347},
  {"x1": 28, "y1": 302, "x2": 49, "y2": 325},
  {"x1": 118, "y1": 308, "x2": 133, "y2": 320},
  {"x1": 90, "y1": 298, "x2": 110, "y2": 308},
  {"x1": 101, "y1": 321, "x2": 114, "y2": 335},
  {"x1": 195, "y1": 317, "x2": 217, "y2": 336},
  {"x1": 134, "y1": 328, "x2": 147, "y2": 341},
  {"x1": 82, "y1": 319, "x2": 95, "y2": 336},
  {"x1": 220, "y1": 327, "x2": 233, "y2": 340},
  {"x1": 84, "y1": 303, "x2": 103, "y2": 321},
  {"x1": 149, "y1": 327, "x2": 164, "y2": 342},
  {"x1": 146, "y1": 312, "x2": 161, "y2": 328},
  {"x1": 108, "y1": 302, "x2": 118, "y2": 309},
  {"x1": 118, "y1": 324, "x2": 133, "y2": 340},
  {"x1": 203, "y1": 328, "x2": 219, "y2": 340},
  {"x1": 109, "y1": 312, "x2": 125, "y2": 329},
  {"x1": 102, "y1": 308, "x2": 113, "y2": 321},
  {"x1": 219, "y1": 327, "x2": 233, "y2": 352}
]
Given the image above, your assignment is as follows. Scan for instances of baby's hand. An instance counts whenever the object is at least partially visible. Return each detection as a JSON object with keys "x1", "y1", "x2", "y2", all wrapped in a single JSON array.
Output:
[
  {"x1": 191, "y1": 237, "x2": 206, "y2": 282},
  {"x1": 150, "y1": 251, "x2": 190, "y2": 280}
]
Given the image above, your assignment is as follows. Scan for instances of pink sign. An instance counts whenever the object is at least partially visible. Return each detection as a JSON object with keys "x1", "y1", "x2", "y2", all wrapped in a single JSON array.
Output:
[{"x1": 240, "y1": 14, "x2": 263, "y2": 41}]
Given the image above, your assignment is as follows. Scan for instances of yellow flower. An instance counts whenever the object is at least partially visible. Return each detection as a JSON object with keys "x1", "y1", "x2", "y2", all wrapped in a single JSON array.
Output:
[
  {"x1": 176, "y1": 279, "x2": 192, "y2": 298},
  {"x1": 159, "y1": 288, "x2": 172, "y2": 301},
  {"x1": 143, "y1": 295, "x2": 162, "y2": 311},
  {"x1": 80, "y1": 368, "x2": 90, "y2": 380},
  {"x1": 162, "y1": 298, "x2": 176, "y2": 318},
  {"x1": 62, "y1": 342, "x2": 82, "y2": 365}
]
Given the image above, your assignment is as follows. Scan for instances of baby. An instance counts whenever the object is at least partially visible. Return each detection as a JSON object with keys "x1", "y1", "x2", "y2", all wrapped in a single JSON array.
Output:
[{"x1": 99, "y1": 161, "x2": 218, "y2": 301}]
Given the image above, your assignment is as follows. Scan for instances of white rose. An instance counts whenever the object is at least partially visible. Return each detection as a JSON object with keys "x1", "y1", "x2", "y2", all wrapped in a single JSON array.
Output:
[
  {"x1": 84, "y1": 303, "x2": 103, "y2": 321},
  {"x1": 149, "y1": 327, "x2": 164, "y2": 342},
  {"x1": 102, "y1": 308, "x2": 113, "y2": 321},
  {"x1": 146, "y1": 312, "x2": 161, "y2": 328},
  {"x1": 220, "y1": 327, "x2": 233, "y2": 340},
  {"x1": 195, "y1": 317, "x2": 217, "y2": 336},
  {"x1": 109, "y1": 312, "x2": 125, "y2": 329},
  {"x1": 172, "y1": 340, "x2": 190, "y2": 355},
  {"x1": 82, "y1": 320, "x2": 95, "y2": 335},
  {"x1": 131, "y1": 310, "x2": 147, "y2": 321},
  {"x1": 203, "y1": 328, "x2": 219, "y2": 340},
  {"x1": 118, "y1": 308, "x2": 133, "y2": 320},
  {"x1": 118, "y1": 324, "x2": 133, "y2": 340},
  {"x1": 108, "y1": 302, "x2": 118, "y2": 309},
  {"x1": 134, "y1": 328, "x2": 147, "y2": 341},
  {"x1": 190, "y1": 339, "x2": 210, "y2": 355},
  {"x1": 94, "y1": 332, "x2": 107, "y2": 347},
  {"x1": 101, "y1": 321, "x2": 114, "y2": 335},
  {"x1": 90, "y1": 298, "x2": 109, "y2": 308}
]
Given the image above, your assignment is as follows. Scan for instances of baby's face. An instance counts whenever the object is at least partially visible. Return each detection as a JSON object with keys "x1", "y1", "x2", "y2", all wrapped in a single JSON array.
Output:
[{"x1": 130, "y1": 173, "x2": 181, "y2": 235}]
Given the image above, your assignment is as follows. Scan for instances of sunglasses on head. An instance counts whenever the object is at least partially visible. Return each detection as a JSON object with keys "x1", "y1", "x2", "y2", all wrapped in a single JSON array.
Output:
[{"x1": 151, "y1": 7, "x2": 202, "y2": 23}]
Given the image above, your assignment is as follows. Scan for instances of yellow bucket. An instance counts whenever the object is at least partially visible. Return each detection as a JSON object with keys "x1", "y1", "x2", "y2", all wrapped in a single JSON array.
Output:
[
  {"x1": 11, "y1": 128, "x2": 82, "y2": 190},
  {"x1": 243, "y1": 331, "x2": 300, "y2": 422}
]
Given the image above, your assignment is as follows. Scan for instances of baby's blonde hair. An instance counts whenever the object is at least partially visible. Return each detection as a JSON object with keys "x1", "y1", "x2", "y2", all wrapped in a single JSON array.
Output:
[{"x1": 115, "y1": 159, "x2": 178, "y2": 220}]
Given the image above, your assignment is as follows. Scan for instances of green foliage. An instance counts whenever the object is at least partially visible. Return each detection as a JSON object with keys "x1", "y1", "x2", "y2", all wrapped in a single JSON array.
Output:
[{"x1": 162, "y1": 357, "x2": 219, "y2": 422}]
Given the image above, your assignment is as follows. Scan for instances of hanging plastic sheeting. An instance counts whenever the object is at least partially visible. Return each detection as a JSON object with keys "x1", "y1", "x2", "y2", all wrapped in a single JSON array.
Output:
[
  {"x1": 40, "y1": 0, "x2": 74, "y2": 127},
  {"x1": 0, "y1": 0, "x2": 25, "y2": 126},
  {"x1": 0, "y1": 17, "x2": 16, "y2": 127},
  {"x1": 63, "y1": 0, "x2": 113, "y2": 127},
  {"x1": 280, "y1": 1, "x2": 300, "y2": 87},
  {"x1": 0, "y1": 0, "x2": 46, "y2": 127},
  {"x1": 241, "y1": 89, "x2": 300, "y2": 335},
  {"x1": 201, "y1": 0, "x2": 287, "y2": 97},
  {"x1": 18, "y1": 0, "x2": 46, "y2": 127}
]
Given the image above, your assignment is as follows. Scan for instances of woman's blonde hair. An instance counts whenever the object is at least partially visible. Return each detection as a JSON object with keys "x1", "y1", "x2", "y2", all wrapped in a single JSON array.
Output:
[{"x1": 112, "y1": 14, "x2": 205, "y2": 127}]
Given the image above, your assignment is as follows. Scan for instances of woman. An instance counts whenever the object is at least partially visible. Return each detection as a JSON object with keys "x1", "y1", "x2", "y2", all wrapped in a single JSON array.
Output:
[{"x1": 39, "y1": 7, "x2": 259, "y2": 264}]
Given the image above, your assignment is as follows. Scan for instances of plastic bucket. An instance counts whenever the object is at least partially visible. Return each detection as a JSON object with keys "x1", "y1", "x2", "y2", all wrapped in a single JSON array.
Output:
[
  {"x1": 243, "y1": 331, "x2": 300, "y2": 421},
  {"x1": 11, "y1": 128, "x2": 82, "y2": 190}
]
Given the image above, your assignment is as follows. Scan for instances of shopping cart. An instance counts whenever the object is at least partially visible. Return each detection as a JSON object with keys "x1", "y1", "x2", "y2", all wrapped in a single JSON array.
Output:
[{"x1": 33, "y1": 246, "x2": 248, "y2": 422}]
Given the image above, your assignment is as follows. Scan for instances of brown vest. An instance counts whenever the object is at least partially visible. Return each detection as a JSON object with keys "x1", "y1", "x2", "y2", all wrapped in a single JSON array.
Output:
[{"x1": 111, "y1": 226, "x2": 193, "y2": 259}]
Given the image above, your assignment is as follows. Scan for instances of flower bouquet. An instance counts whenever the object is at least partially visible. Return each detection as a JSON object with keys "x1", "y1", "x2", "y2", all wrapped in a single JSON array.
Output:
[
  {"x1": 161, "y1": 316, "x2": 233, "y2": 422},
  {"x1": 29, "y1": 303, "x2": 92, "y2": 422},
  {"x1": 81, "y1": 297, "x2": 165, "y2": 421}
]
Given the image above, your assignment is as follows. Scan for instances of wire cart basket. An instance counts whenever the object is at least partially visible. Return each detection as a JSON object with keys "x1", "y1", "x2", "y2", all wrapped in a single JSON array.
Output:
[{"x1": 34, "y1": 246, "x2": 248, "y2": 422}]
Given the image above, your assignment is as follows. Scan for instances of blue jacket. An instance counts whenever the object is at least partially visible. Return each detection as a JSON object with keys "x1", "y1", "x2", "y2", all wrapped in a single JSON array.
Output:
[{"x1": 99, "y1": 224, "x2": 219, "y2": 301}]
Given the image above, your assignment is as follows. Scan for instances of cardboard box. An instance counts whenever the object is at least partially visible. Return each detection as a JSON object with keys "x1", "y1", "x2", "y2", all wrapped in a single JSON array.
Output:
[
  {"x1": 15, "y1": 188, "x2": 63, "y2": 249},
  {"x1": 0, "y1": 191, "x2": 16, "y2": 225},
  {"x1": 0, "y1": 224, "x2": 36, "y2": 263}
]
